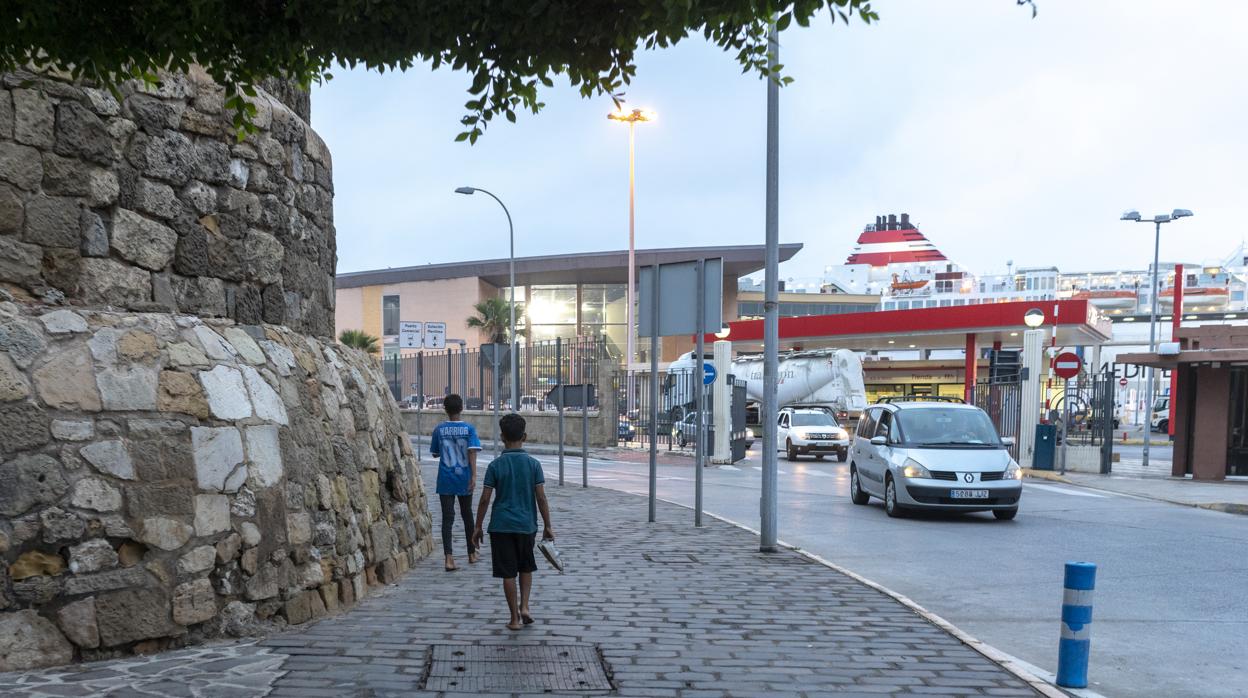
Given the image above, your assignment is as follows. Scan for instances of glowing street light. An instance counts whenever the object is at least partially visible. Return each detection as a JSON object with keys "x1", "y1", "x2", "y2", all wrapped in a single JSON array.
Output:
[{"x1": 607, "y1": 107, "x2": 656, "y2": 371}]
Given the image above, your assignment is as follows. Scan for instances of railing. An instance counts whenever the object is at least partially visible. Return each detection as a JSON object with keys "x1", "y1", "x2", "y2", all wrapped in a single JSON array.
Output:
[{"x1": 385, "y1": 336, "x2": 612, "y2": 410}]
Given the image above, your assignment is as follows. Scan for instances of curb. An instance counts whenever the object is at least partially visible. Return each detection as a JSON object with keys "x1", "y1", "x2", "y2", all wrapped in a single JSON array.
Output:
[
  {"x1": 1024, "y1": 469, "x2": 1072, "y2": 484},
  {"x1": 1024, "y1": 468, "x2": 1248, "y2": 517},
  {"x1": 633, "y1": 491, "x2": 1075, "y2": 698}
]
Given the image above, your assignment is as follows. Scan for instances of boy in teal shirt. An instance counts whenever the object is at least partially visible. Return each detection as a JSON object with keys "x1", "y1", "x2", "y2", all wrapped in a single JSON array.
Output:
[{"x1": 472, "y1": 414, "x2": 555, "y2": 631}]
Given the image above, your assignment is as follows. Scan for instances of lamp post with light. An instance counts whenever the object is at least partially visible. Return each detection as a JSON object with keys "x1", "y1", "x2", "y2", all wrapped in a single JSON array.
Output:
[
  {"x1": 456, "y1": 186, "x2": 518, "y2": 435},
  {"x1": 1120, "y1": 208, "x2": 1193, "y2": 468},
  {"x1": 607, "y1": 108, "x2": 655, "y2": 372}
]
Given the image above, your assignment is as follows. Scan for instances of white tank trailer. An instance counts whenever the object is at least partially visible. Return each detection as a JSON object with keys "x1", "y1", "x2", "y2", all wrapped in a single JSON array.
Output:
[{"x1": 664, "y1": 349, "x2": 868, "y2": 421}]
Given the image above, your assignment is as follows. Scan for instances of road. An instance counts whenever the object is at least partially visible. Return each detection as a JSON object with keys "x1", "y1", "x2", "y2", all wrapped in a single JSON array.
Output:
[{"x1": 500, "y1": 449, "x2": 1248, "y2": 697}]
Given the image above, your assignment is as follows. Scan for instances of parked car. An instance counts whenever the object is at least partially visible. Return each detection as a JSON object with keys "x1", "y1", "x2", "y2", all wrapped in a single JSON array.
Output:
[
  {"x1": 518, "y1": 395, "x2": 541, "y2": 412},
  {"x1": 423, "y1": 396, "x2": 445, "y2": 411},
  {"x1": 849, "y1": 399, "x2": 1022, "y2": 520},
  {"x1": 777, "y1": 406, "x2": 850, "y2": 462},
  {"x1": 672, "y1": 412, "x2": 700, "y2": 448},
  {"x1": 618, "y1": 416, "x2": 636, "y2": 441}
]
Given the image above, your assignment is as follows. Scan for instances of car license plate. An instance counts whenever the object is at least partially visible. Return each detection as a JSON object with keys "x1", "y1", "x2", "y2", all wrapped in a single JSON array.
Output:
[
  {"x1": 950, "y1": 489, "x2": 989, "y2": 499},
  {"x1": 815, "y1": 441, "x2": 832, "y2": 448}
]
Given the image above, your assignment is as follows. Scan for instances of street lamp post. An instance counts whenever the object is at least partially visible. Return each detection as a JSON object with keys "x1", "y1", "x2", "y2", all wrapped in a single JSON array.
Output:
[
  {"x1": 1120, "y1": 208, "x2": 1193, "y2": 468},
  {"x1": 607, "y1": 108, "x2": 655, "y2": 374},
  {"x1": 457, "y1": 186, "x2": 518, "y2": 432}
]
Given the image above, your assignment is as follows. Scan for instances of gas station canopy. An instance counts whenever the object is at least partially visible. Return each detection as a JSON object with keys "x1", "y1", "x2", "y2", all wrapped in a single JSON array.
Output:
[{"x1": 714, "y1": 299, "x2": 1113, "y2": 352}]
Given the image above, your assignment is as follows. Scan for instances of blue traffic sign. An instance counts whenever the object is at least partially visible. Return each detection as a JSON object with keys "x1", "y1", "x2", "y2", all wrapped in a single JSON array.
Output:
[{"x1": 703, "y1": 362, "x2": 717, "y2": 385}]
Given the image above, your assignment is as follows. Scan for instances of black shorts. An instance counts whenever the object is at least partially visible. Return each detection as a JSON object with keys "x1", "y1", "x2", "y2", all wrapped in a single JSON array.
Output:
[{"x1": 489, "y1": 532, "x2": 537, "y2": 579}]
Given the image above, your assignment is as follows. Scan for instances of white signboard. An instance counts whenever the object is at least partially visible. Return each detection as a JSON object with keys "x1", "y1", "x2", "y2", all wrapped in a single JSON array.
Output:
[
  {"x1": 398, "y1": 321, "x2": 423, "y2": 349},
  {"x1": 423, "y1": 322, "x2": 447, "y2": 349}
]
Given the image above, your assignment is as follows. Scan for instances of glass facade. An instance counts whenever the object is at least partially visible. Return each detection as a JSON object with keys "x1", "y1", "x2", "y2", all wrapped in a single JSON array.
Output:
[
  {"x1": 382, "y1": 295, "x2": 400, "y2": 336},
  {"x1": 503, "y1": 283, "x2": 629, "y2": 356}
]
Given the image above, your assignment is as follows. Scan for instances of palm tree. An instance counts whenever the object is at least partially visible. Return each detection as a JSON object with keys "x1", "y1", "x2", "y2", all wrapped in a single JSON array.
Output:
[
  {"x1": 338, "y1": 329, "x2": 380, "y2": 354},
  {"x1": 467, "y1": 297, "x2": 523, "y2": 344}
]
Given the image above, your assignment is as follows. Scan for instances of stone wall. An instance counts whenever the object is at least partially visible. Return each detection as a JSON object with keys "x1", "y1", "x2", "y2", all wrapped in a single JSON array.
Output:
[
  {"x1": 0, "y1": 70, "x2": 432, "y2": 672},
  {"x1": 0, "y1": 67, "x2": 336, "y2": 338}
]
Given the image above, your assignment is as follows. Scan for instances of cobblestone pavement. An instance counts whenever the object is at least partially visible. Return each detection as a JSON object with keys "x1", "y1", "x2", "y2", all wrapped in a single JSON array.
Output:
[{"x1": 0, "y1": 485, "x2": 1040, "y2": 697}]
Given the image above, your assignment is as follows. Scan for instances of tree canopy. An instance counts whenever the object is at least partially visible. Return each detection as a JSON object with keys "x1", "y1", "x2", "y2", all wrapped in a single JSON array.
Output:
[{"x1": 1, "y1": 1, "x2": 880, "y2": 140}]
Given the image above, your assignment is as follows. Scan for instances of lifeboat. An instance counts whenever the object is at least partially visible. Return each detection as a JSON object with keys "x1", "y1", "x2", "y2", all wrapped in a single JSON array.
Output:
[
  {"x1": 890, "y1": 273, "x2": 929, "y2": 293},
  {"x1": 1159, "y1": 286, "x2": 1229, "y2": 310},
  {"x1": 1071, "y1": 289, "x2": 1137, "y2": 309}
]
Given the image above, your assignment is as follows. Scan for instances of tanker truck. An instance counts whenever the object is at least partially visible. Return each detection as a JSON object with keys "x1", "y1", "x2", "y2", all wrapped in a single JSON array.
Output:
[{"x1": 662, "y1": 348, "x2": 867, "y2": 423}]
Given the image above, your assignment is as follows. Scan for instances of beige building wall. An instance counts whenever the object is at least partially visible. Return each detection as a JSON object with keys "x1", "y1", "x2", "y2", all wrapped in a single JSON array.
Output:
[{"x1": 334, "y1": 277, "x2": 498, "y2": 352}]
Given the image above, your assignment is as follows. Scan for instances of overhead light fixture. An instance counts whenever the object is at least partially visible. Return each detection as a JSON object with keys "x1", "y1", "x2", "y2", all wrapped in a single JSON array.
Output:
[
  {"x1": 1010, "y1": 332, "x2": 1019, "y2": 337},
  {"x1": 1123, "y1": 317, "x2": 1136, "y2": 322},
  {"x1": 714, "y1": 326, "x2": 731, "y2": 339},
  {"x1": 887, "y1": 340, "x2": 895, "y2": 344},
  {"x1": 1226, "y1": 314, "x2": 1239, "y2": 319},
  {"x1": 1185, "y1": 315, "x2": 1197, "y2": 320},
  {"x1": 908, "y1": 344, "x2": 916, "y2": 349}
]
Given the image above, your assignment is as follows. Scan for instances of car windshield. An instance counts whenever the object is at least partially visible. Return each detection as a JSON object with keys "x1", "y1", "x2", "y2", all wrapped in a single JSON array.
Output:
[
  {"x1": 895, "y1": 408, "x2": 1001, "y2": 447},
  {"x1": 792, "y1": 412, "x2": 836, "y2": 427}
]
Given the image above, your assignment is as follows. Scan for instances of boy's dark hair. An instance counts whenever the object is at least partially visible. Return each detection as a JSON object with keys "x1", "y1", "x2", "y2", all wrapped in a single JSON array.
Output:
[
  {"x1": 443, "y1": 394, "x2": 463, "y2": 416},
  {"x1": 499, "y1": 413, "x2": 526, "y2": 442}
]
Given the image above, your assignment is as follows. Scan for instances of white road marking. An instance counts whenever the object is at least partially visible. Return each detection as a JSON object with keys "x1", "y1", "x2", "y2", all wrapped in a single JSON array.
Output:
[
  {"x1": 752, "y1": 466, "x2": 762, "y2": 471},
  {"x1": 1025, "y1": 483, "x2": 1106, "y2": 498},
  {"x1": 718, "y1": 465, "x2": 741, "y2": 471},
  {"x1": 798, "y1": 469, "x2": 835, "y2": 477}
]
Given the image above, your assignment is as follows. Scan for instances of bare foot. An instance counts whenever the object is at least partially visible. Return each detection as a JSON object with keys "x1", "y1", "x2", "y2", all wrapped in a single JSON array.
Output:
[
  {"x1": 506, "y1": 620, "x2": 523, "y2": 631},
  {"x1": 468, "y1": 552, "x2": 479, "y2": 564},
  {"x1": 521, "y1": 613, "x2": 534, "y2": 625},
  {"x1": 444, "y1": 556, "x2": 457, "y2": 572}
]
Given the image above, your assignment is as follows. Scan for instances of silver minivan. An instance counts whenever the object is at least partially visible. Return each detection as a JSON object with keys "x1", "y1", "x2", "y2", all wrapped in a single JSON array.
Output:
[{"x1": 849, "y1": 398, "x2": 1023, "y2": 520}]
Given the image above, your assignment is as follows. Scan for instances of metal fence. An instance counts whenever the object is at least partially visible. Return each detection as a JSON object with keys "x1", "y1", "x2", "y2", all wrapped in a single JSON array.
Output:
[
  {"x1": 385, "y1": 336, "x2": 612, "y2": 409},
  {"x1": 1051, "y1": 371, "x2": 1115, "y2": 472},
  {"x1": 974, "y1": 381, "x2": 1022, "y2": 461},
  {"x1": 614, "y1": 369, "x2": 705, "y2": 450}
]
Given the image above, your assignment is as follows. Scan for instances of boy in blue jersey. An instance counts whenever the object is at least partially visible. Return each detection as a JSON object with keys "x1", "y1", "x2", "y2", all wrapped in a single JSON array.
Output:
[
  {"x1": 472, "y1": 414, "x2": 555, "y2": 631},
  {"x1": 429, "y1": 394, "x2": 482, "y2": 571}
]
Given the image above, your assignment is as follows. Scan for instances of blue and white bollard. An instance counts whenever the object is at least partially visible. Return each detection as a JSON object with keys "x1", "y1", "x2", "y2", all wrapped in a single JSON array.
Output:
[{"x1": 1057, "y1": 561, "x2": 1097, "y2": 688}]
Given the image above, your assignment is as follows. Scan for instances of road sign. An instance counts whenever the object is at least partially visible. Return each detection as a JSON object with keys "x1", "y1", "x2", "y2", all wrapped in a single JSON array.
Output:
[
  {"x1": 399, "y1": 321, "x2": 422, "y2": 349},
  {"x1": 1119, "y1": 377, "x2": 1128, "y2": 388},
  {"x1": 702, "y1": 362, "x2": 717, "y2": 385},
  {"x1": 1054, "y1": 352, "x2": 1082, "y2": 380},
  {"x1": 423, "y1": 322, "x2": 446, "y2": 349},
  {"x1": 637, "y1": 258, "x2": 724, "y2": 337}
]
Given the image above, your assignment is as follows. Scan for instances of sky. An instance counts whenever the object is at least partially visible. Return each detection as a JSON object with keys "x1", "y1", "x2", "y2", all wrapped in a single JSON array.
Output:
[{"x1": 312, "y1": 0, "x2": 1248, "y2": 281}]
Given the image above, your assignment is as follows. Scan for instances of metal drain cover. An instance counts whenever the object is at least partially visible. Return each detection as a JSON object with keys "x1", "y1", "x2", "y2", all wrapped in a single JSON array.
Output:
[
  {"x1": 422, "y1": 644, "x2": 612, "y2": 693},
  {"x1": 643, "y1": 552, "x2": 698, "y2": 563}
]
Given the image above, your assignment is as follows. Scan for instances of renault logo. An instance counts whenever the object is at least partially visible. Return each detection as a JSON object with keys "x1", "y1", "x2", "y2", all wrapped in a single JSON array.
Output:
[{"x1": 963, "y1": 473, "x2": 974, "y2": 483}]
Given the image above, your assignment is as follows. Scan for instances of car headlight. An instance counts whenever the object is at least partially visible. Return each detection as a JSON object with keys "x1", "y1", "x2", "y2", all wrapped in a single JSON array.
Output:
[
  {"x1": 836, "y1": 429, "x2": 849, "y2": 440},
  {"x1": 901, "y1": 458, "x2": 931, "y2": 479},
  {"x1": 1004, "y1": 461, "x2": 1022, "y2": 480}
]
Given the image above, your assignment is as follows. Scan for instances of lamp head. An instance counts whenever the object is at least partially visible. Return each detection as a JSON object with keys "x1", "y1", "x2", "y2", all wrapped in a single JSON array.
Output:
[
  {"x1": 454, "y1": 186, "x2": 475, "y2": 195},
  {"x1": 714, "y1": 326, "x2": 731, "y2": 339},
  {"x1": 607, "y1": 108, "x2": 656, "y2": 124},
  {"x1": 1120, "y1": 210, "x2": 1141, "y2": 222},
  {"x1": 1171, "y1": 208, "x2": 1193, "y2": 219}
]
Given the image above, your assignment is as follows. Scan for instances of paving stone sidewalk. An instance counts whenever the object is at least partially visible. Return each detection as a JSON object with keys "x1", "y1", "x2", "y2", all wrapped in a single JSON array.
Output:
[{"x1": 0, "y1": 485, "x2": 1040, "y2": 697}]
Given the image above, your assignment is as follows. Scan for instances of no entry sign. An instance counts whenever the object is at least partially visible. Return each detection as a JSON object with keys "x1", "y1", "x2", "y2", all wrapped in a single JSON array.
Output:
[
  {"x1": 1054, "y1": 352, "x2": 1082, "y2": 380},
  {"x1": 1119, "y1": 377, "x2": 1128, "y2": 387}
]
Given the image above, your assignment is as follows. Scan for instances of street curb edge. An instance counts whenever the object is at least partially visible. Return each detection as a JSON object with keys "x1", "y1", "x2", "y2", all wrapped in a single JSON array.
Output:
[{"x1": 642, "y1": 492, "x2": 1073, "y2": 698}]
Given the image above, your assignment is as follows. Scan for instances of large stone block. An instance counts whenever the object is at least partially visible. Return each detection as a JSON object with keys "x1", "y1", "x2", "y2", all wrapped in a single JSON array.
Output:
[
  {"x1": 0, "y1": 453, "x2": 65, "y2": 516},
  {"x1": 68, "y1": 538, "x2": 119, "y2": 574},
  {"x1": 0, "y1": 141, "x2": 43, "y2": 191},
  {"x1": 242, "y1": 366, "x2": 287, "y2": 425},
  {"x1": 157, "y1": 370, "x2": 210, "y2": 418},
  {"x1": 71, "y1": 477, "x2": 122, "y2": 512},
  {"x1": 40, "y1": 507, "x2": 85, "y2": 542},
  {"x1": 80, "y1": 440, "x2": 136, "y2": 480},
  {"x1": 57, "y1": 597, "x2": 100, "y2": 649},
  {"x1": 33, "y1": 346, "x2": 101, "y2": 411},
  {"x1": 22, "y1": 195, "x2": 80, "y2": 248},
  {"x1": 138, "y1": 517, "x2": 193, "y2": 551},
  {"x1": 245, "y1": 424, "x2": 283, "y2": 488},
  {"x1": 95, "y1": 588, "x2": 181, "y2": 647},
  {"x1": 0, "y1": 353, "x2": 31, "y2": 402},
  {"x1": 111, "y1": 209, "x2": 177, "y2": 271},
  {"x1": 64, "y1": 566, "x2": 148, "y2": 595},
  {"x1": 127, "y1": 483, "x2": 193, "y2": 519},
  {"x1": 0, "y1": 183, "x2": 23, "y2": 234},
  {"x1": 9, "y1": 549, "x2": 66, "y2": 579},
  {"x1": 54, "y1": 100, "x2": 115, "y2": 165},
  {"x1": 0, "y1": 610, "x2": 73, "y2": 671},
  {"x1": 0, "y1": 235, "x2": 43, "y2": 288},
  {"x1": 96, "y1": 365, "x2": 159, "y2": 411},
  {"x1": 79, "y1": 258, "x2": 152, "y2": 307},
  {"x1": 191, "y1": 426, "x2": 246, "y2": 493},
  {"x1": 194, "y1": 493, "x2": 230, "y2": 536},
  {"x1": 172, "y1": 578, "x2": 216, "y2": 625},
  {"x1": 12, "y1": 88, "x2": 54, "y2": 148},
  {"x1": 199, "y1": 364, "x2": 252, "y2": 419}
]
